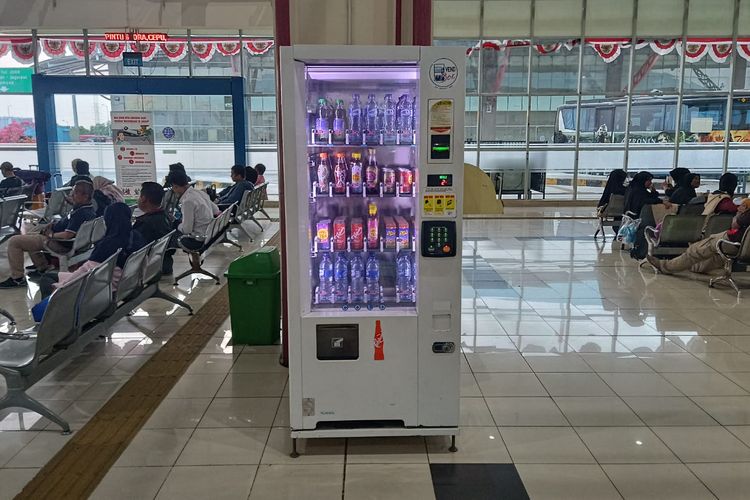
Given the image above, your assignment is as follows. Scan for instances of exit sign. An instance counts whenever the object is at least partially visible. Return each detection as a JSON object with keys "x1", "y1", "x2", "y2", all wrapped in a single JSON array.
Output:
[{"x1": 123, "y1": 52, "x2": 143, "y2": 67}]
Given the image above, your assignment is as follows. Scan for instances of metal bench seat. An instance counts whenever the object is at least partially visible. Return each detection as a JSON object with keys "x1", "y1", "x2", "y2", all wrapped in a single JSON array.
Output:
[
  {"x1": 174, "y1": 204, "x2": 237, "y2": 285},
  {"x1": 594, "y1": 193, "x2": 625, "y2": 241},
  {"x1": 710, "y1": 229, "x2": 750, "y2": 295},
  {"x1": 0, "y1": 194, "x2": 27, "y2": 246},
  {"x1": 24, "y1": 186, "x2": 72, "y2": 223},
  {"x1": 645, "y1": 214, "x2": 706, "y2": 259},
  {"x1": 43, "y1": 216, "x2": 105, "y2": 271}
]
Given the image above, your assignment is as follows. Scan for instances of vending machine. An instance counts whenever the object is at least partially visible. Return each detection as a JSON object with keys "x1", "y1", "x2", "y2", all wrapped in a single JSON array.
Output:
[{"x1": 280, "y1": 46, "x2": 464, "y2": 453}]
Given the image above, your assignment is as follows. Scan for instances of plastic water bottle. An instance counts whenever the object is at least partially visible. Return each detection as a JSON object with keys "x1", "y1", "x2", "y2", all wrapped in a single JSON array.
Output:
[
  {"x1": 333, "y1": 253, "x2": 349, "y2": 303},
  {"x1": 383, "y1": 94, "x2": 396, "y2": 144},
  {"x1": 396, "y1": 252, "x2": 413, "y2": 302},
  {"x1": 350, "y1": 253, "x2": 365, "y2": 303},
  {"x1": 349, "y1": 94, "x2": 363, "y2": 144},
  {"x1": 315, "y1": 98, "x2": 330, "y2": 144},
  {"x1": 332, "y1": 99, "x2": 346, "y2": 144},
  {"x1": 365, "y1": 253, "x2": 380, "y2": 304},
  {"x1": 318, "y1": 253, "x2": 334, "y2": 303},
  {"x1": 365, "y1": 93, "x2": 379, "y2": 145},
  {"x1": 397, "y1": 94, "x2": 413, "y2": 144}
]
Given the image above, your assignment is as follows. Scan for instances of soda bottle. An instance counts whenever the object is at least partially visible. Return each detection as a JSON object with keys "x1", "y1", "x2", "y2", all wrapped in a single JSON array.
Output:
[
  {"x1": 318, "y1": 253, "x2": 334, "y2": 303},
  {"x1": 306, "y1": 96, "x2": 316, "y2": 143},
  {"x1": 367, "y1": 202, "x2": 379, "y2": 250},
  {"x1": 349, "y1": 94, "x2": 363, "y2": 145},
  {"x1": 333, "y1": 153, "x2": 347, "y2": 194},
  {"x1": 350, "y1": 253, "x2": 365, "y2": 303},
  {"x1": 374, "y1": 320, "x2": 384, "y2": 361},
  {"x1": 397, "y1": 94, "x2": 413, "y2": 144},
  {"x1": 334, "y1": 252, "x2": 349, "y2": 303},
  {"x1": 383, "y1": 94, "x2": 396, "y2": 144},
  {"x1": 317, "y1": 152, "x2": 330, "y2": 193},
  {"x1": 365, "y1": 148, "x2": 379, "y2": 194},
  {"x1": 332, "y1": 99, "x2": 346, "y2": 144},
  {"x1": 365, "y1": 93, "x2": 379, "y2": 145},
  {"x1": 396, "y1": 251, "x2": 413, "y2": 302},
  {"x1": 350, "y1": 152, "x2": 363, "y2": 194},
  {"x1": 315, "y1": 98, "x2": 331, "y2": 144},
  {"x1": 366, "y1": 252, "x2": 380, "y2": 304}
]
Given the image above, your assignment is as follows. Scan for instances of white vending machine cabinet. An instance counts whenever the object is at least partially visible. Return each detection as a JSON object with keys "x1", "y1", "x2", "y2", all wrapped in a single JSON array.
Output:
[{"x1": 280, "y1": 46, "x2": 464, "y2": 451}]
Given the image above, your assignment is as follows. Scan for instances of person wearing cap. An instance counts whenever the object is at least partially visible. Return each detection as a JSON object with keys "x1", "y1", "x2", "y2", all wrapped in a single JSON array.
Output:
[
  {"x1": 0, "y1": 162, "x2": 22, "y2": 190},
  {"x1": 648, "y1": 198, "x2": 750, "y2": 275}
]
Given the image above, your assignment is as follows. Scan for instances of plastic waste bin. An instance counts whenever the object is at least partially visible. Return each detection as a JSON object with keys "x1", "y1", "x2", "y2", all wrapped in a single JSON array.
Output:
[{"x1": 225, "y1": 246, "x2": 281, "y2": 345}]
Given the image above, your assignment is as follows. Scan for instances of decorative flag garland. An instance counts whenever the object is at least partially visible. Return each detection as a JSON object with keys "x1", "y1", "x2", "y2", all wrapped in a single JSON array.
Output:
[
  {"x1": 99, "y1": 42, "x2": 126, "y2": 62},
  {"x1": 190, "y1": 42, "x2": 215, "y2": 62},
  {"x1": 41, "y1": 39, "x2": 66, "y2": 57},
  {"x1": 159, "y1": 42, "x2": 187, "y2": 61}
]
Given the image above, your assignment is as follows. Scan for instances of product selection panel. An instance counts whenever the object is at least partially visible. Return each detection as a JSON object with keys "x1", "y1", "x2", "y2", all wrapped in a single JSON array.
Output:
[{"x1": 421, "y1": 220, "x2": 456, "y2": 257}]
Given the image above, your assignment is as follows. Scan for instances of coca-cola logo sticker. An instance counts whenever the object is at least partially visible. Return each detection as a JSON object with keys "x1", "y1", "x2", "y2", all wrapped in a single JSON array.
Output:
[{"x1": 430, "y1": 58, "x2": 458, "y2": 88}]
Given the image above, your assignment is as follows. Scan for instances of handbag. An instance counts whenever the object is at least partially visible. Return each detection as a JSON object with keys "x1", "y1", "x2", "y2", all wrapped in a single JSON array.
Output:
[{"x1": 616, "y1": 213, "x2": 641, "y2": 245}]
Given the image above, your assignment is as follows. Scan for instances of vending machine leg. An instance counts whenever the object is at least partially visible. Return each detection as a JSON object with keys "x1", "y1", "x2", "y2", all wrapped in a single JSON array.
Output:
[
  {"x1": 290, "y1": 438, "x2": 300, "y2": 458},
  {"x1": 449, "y1": 435, "x2": 458, "y2": 453}
]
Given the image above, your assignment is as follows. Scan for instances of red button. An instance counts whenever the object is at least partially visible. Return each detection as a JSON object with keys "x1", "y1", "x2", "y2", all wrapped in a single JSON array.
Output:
[{"x1": 443, "y1": 245, "x2": 451, "y2": 253}]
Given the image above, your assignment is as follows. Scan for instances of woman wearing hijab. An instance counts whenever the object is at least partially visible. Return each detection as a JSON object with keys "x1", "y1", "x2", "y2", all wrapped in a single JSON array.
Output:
[
  {"x1": 163, "y1": 162, "x2": 191, "y2": 188},
  {"x1": 624, "y1": 171, "x2": 672, "y2": 260},
  {"x1": 664, "y1": 167, "x2": 690, "y2": 197},
  {"x1": 597, "y1": 169, "x2": 628, "y2": 210},
  {"x1": 669, "y1": 173, "x2": 700, "y2": 205},
  {"x1": 92, "y1": 176, "x2": 126, "y2": 216},
  {"x1": 703, "y1": 172, "x2": 739, "y2": 215},
  {"x1": 39, "y1": 203, "x2": 144, "y2": 298}
]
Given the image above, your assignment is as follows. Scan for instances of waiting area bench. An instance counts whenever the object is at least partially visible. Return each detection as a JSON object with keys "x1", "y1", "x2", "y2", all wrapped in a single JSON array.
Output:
[
  {"x1": 644, "y1": 213, "x2": 734, "y2": 262},
  {"x1": 490, "y1": 170, "x2": 547, "y2": 199},
  {"x1": 594, "y1": 194, "x2": 625, "y2": 241},
  {"x1": 0, "y1": 195, "x2": 27, "y2": 246},
  {"x1": 232, "y1": 182, "x2": 270, "y2": 240},
  {"x1": 0, "y1": 231, "x2": 192, "y2": 433}
]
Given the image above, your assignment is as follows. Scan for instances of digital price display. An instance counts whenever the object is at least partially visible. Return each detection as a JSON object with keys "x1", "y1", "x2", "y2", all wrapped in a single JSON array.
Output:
[{"x1": 427, "y1": 174, "x2": 453, "y2": 187}]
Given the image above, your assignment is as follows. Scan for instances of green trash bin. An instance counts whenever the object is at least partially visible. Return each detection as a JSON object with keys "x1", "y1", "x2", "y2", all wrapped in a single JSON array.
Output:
[{"x1": 225, "y1": 246, "x2": 281, "y2": 345}]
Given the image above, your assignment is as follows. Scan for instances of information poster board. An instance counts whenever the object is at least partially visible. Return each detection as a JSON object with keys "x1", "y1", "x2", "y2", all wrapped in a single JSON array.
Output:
[{"x1": 111, "y1": 112, "x2": 156, "y2": 198}]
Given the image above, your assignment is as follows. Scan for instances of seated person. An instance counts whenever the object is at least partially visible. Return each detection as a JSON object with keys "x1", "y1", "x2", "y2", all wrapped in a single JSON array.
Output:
[
  {"x1": 255, "y1": 163, "x2": 266, "y2": 185},
  {"x1": 0, "y1": 181, "x2": 96, "y2": 289},
  {"x1": 703, "y1": 172, "x2": 738, "y2": 215},
  {"x1": 39, "y1": 202, "x2": 145, "y2": 298},
  {"x1": 215, "y1": 164, "x2": 254, "y2": 210},
  {"x1": 162, "y1": 172, "x2": 219, "y2": 274},
  {"x1": 133, "y1": 181, "x2": 172, "y2": 244},
  {"x1": 92, "y1": 176, "x2": 125, "y2": 216},
  {"x1": 0, "y1": 161, "x2": 23, "y2": 190},
  {"x1": 245, "y1": 165, "x2": 259, "y2": 186},
  {"x1": 669, "y1": 173, "x2": 700, "y2": 205},
  {"x1": 664, "y1": 167, "x2": 690, "y2": 198},
  {"x1": 624, "y1": 171, "x2": 673, "y2": 260},
  {"x1": 68, "y1": 159, "x2": 92, "y2": 186},
  {"x1": 163, "y1": 162, "x2": 191, "y2": 188},
  {"x1": 648, "y1": 199, "x2": 750, "y2": 275}
]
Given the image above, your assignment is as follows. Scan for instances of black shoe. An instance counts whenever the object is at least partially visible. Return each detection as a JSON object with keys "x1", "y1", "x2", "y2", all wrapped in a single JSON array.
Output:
[
  {"x1": 0, "y1": 277, "x2": 27, "y2": 289},
  {"x1": 25, "y1": 264, "x2": 37, "y2": 271},
  {"x1": 26, "y1": 270, "x2": 44, "y2": 281}
]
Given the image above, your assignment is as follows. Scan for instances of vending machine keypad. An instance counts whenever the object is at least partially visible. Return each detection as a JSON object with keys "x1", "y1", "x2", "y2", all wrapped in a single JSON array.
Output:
[{"x1": 421, "y1": 221, "x2": 457, "y2": 257}]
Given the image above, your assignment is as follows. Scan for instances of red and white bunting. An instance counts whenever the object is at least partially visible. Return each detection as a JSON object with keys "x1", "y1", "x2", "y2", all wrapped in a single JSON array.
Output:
[
  {"x1": 99, "y1": 42, "x2": 125, "y2": 62},
  {"x1": 160, "y1": 42, "x2": 187, "y2": 61},
  {"x1": 590, "y1": 42, "x2": 621, "y2": 63},
  {"x1": 191, "y1": 42, "x2": 215, "y2": 61},
  {"x1": 709, "y1": 43, "x2": 733, "y2": 63},
  {"x1": 534, "y1": 42, "x2": 561, "y2": 55},
  {"x1": 738, "y1": 42, "x2": 750, "y2": 63},
  {"x1": 244, "y1": 40, "x2": 274, "y2": 55},
  {"x1": 69, "y1": 40, "x2": 95, "y2": 59},
  {"x1": 676, "y1": 41, "x2": 708, "y2": 63},
  {"x1": 0, "y1": 43, "x2": 8, "y2": 58},
  {"x1": 11, "y1": 42, "x2": 36, "y2": 63},
  {"x1": 650, "y1": 39, "x2": 677, "y2": 55},
  {"x1": 216, "y1": 41, "x2": 240, "y2": 56},
  {"x1": 41, "y1": 39, "x2": 66, "y2": 57},
  {"x1": 129, "y1": 42, "x2": 157, "y2": 62}
]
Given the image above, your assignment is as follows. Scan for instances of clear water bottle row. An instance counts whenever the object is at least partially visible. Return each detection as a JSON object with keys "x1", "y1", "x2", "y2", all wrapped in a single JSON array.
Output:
[
  {"x1": 310, "y1": 93, "x2": 416, "y2": 146},
  {"x1": 315, "y1": 251, "x2": 415, "y2": 308}
]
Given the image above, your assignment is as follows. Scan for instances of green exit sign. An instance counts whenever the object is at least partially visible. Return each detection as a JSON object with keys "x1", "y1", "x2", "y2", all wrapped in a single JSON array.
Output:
[{"x1": 0, "y1": 68, "x2": 32, "y2": 94}]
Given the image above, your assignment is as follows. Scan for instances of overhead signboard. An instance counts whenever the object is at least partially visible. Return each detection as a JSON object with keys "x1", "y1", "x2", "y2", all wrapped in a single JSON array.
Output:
[
  {"x1": 0, "y1": 68, "x2": 33, "y2": 94},
  {"x1": 104, "y1": 32, "x2": 169, "y2": 42}
]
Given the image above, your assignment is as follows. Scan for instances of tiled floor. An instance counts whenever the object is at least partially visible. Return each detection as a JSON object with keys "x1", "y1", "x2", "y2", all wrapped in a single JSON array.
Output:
[{"x1": 7, "y1": 208, "x2": 750, "y2": 498}]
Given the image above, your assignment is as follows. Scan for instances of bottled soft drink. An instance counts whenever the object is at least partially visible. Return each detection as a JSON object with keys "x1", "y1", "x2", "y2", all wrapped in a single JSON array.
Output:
[
  {"x1": 365, "y1": 148, "x2": 379, "y2": 194},
  {"x1": 332, "y1": 99, "x2": 346, "y2": 144},
  {"x1": 365, "y1": 93, "x2": 379, "y2": 145},
  {"x1": 333, "y1": 153, "x2": 347, "y2": 194},
  {"x1": 396, "y1": 251, "x2": 413, "y2": 302},
  {"x1": 315, "y1": 98, "x2": 331, "y2": 144},
  {"x1": 350, "y1": 152, "x2": 363, "y2": 194},
  {"x1": 383, "y1": 94, "x2": 396, "y2": 144},
  {"x1": 349, "y1": 94, "x2": 363, "y2": 145},
  {"x1": 365, "y1": 252, "x2": 380, "y2": 304},
  {"x1": 306, "y1": 96, "x2": 316, "y2": 142},
  {"x1": 318, "y1": 253, "x2": 334, "y2": 303},
  {"x1": 317, "y1": 152, "x2": 330, "y2": 193},
  {"x1": 350, "y1": 253, "x2": 365, "y2": 303},
  {"x1": 333, "y1": 252, "x2": 349, "y2": 303},
  {"x1": 367, "y1": 202, "x2": 379, "y2": 250},
  {"x1": 397, "y1": 94, "x2": 413, "y2": 144}
]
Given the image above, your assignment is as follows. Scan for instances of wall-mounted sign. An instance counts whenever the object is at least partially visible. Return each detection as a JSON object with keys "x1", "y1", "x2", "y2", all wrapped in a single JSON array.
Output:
[
  {"x1": 104, "y1": 32, "x2": 169, "y2": 42},
  {"x1": 112, "y1": 112, "x2": 156, "y2": 198},
  {"x1": 0, "y1": 68, "x2": 33, "y2": 94},
  {"x1": 122, "y1": 52, "x2": 143, "y2": 67}
]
